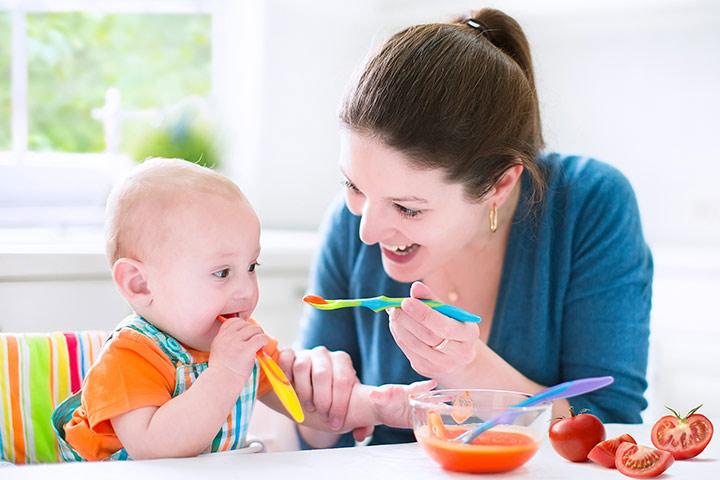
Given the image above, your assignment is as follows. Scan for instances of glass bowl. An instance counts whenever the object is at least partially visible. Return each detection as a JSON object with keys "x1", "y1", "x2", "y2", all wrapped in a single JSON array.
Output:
[{"x1": 409, "y1": 389, "x2": 552, "y2": 473}]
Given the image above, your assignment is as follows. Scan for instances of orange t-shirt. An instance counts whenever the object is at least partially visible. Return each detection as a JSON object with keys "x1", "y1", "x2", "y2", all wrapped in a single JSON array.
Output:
[{"x1": 64, "y1": 321, "x2": 279, "y2": 461}]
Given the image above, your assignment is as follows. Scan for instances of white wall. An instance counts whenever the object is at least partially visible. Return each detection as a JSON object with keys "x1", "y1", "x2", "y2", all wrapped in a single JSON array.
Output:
[{"x1": 227, "y1": 0, "x2": 720, "y2": 250}]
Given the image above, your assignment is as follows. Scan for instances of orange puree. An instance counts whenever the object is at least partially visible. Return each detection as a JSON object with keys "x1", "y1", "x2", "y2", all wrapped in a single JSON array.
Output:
[{"x1": 417, "y1": 425, "x2": 539, "y2": 473}]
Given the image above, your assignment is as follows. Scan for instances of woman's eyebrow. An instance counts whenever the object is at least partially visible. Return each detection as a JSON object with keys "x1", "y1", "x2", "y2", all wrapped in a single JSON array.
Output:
[
  {"x1": 390, "y1": 195, "x2": 428, "y2": 203},
  {"x1": 340, "y1": 167, "x2": 428, "y2": 203}
]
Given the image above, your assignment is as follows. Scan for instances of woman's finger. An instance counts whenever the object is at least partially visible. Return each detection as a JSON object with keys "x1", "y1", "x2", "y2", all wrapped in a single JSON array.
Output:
[
  {"x1": 277, "y1": 348, "x2": 295, "y2": 384},
  {"x1": 401, "y1": 296, "x2": 479, "y2": 342},
  {"x1": 388, "y1": 307, "x2": 444, "y2": 348},
  {"x1": 291, "y1": 350, "x2": 315, "y2": 411},
  {"x1": 309, "y1": 346, "x2": 334, "y2": 416},
  {"x1": 327, "y1": 351, "x2": 357, "y2": 430}
]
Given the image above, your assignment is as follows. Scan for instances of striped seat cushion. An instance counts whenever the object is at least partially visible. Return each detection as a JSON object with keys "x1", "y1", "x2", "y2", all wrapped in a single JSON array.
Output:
[{"x1": 0, "y1": 331, "x2": 106, "y2": 464}]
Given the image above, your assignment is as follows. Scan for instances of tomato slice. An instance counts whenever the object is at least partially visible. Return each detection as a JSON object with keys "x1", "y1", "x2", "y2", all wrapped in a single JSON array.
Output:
[
  {"x1": 651, "y1": 405, "x2": 714, "y2": 460},
  {"x1": 587, "y1": 433, "x2": 637, "y2": 468},
  {"x1": 615, "y1": 442, "x2": 674, "y2": 478},
  {"x1": 428, "y1": 411, "x2": 450, "y2": 439}
]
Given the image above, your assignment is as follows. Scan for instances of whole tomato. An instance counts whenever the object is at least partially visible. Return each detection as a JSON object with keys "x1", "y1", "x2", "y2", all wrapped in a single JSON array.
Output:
[
  {"x1": 549, "y1": 409, "x2": 606, "y2": 462},
  {"x1": 651, "y1": 404, "x2": 714, "y2": 460}
]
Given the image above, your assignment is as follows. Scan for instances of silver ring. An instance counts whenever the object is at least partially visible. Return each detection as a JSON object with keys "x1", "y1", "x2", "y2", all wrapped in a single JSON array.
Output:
[{"x1": 432, "y1": 338, "x2": 450, "y2": 352}]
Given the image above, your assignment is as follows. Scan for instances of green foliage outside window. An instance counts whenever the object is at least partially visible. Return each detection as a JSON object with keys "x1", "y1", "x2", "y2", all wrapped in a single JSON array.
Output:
[{"x1": 25, "y1": 13, "x2": 211, "y2": 154}]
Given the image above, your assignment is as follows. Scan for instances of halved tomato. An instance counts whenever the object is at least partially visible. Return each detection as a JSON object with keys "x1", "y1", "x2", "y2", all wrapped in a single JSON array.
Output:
[
  {"x1": 587, "y1": 433, "x2": 637, "y2": 468},
  {"x1": 651, "y1": 404, "x2": 714, "y2": 460},
  {"x1": 615, "y1": 442, "x2": 674, "y2": 478}
]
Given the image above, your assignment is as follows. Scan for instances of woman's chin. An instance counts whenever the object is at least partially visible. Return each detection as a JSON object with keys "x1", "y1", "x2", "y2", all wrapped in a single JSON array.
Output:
[{"x1": 381, "y1": 257, "x2": 424, "y2": 284}]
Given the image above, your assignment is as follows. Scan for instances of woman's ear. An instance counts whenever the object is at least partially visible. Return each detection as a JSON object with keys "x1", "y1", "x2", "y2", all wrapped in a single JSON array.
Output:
[
  {"x1": 488, "y1": 164, "x2": 524, "y2": 207},
  {"x1": 112, "y1": 258, "x2": 152, "y2": 307}
]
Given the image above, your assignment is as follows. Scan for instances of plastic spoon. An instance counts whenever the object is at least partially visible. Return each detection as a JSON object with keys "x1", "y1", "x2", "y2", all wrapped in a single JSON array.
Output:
[
  {"x1": 303, "y1": 294, "x2": 481, "y2": 323},
  {"x1": 217, "y1": 315, "x2": 304, "y2": 423},
  {"x1": 455, "y1": 376, "x2": 614, "y2": 444}
]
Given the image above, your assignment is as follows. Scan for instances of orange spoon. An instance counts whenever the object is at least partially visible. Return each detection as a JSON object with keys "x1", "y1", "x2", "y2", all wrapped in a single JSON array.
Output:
[{"x1": 217, "y1": 315, "x2": 304, "y2": 423}]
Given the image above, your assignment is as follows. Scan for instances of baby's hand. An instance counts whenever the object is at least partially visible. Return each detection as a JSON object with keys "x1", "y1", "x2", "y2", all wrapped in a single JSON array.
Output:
[
  {"x1": 369, "y1": 380, "x2": 437, "y2": 429},
  {"x1": 209, "y1": 317, "x2": 268, "y2": 383}
]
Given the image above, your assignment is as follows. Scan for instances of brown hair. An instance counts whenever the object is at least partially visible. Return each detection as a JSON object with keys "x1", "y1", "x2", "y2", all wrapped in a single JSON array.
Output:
[{"x1": 340, "y1": 8, "x2": 546, "y2": 203}]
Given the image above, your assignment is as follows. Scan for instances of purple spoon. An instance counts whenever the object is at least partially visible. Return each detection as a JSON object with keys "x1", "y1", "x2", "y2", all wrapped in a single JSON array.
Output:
[{"x1": 454, "y1": 376, "x2": 614, "y2": 444}]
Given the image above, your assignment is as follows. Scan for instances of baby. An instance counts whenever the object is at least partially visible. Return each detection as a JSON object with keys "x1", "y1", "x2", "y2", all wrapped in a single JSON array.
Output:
[{"x1": 51, "y1": 158, "x2": 430, "y2": 461}]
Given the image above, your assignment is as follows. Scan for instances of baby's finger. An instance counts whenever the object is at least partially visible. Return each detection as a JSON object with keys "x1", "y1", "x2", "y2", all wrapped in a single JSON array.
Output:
[
  {"x1": 247, "y1": 333, "x2": 269, "y2": 352},
  {"x1": 237, "y1": 324, "x2": 265, "y2": 341},
  {"x1": 408, "y1": 379, "x2": 437, "y2": 395}
]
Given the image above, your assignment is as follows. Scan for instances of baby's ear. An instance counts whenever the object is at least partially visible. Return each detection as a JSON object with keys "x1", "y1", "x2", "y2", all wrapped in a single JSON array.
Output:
[{"x1": 112, "y1": 258, "x2": 152, "y2": 307}]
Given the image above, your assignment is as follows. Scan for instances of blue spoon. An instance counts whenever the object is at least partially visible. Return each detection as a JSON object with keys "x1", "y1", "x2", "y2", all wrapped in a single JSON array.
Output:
[{"x1": 455, "y1": 376, "x2": 614, "y2": 444}]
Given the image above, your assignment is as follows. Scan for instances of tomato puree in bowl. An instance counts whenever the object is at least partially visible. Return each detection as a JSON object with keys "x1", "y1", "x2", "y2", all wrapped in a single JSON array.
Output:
[{"x1": 416, "y1": 425, "x2": 539, "y2": 473}]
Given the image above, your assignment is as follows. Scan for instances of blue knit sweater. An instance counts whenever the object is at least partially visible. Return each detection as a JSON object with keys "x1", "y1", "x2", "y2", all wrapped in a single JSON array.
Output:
[{"x1": 299, "y1": 153, "x2": 652, "y2": 446}]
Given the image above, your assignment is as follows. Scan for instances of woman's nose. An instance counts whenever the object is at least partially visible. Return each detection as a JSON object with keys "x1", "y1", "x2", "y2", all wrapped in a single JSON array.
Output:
[{"x1": 358, "y1": 202, "x2": 389, "y2": 246}]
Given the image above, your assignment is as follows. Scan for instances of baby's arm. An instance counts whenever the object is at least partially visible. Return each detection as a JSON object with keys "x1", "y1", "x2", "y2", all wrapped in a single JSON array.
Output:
[
  {"x1": 260, "y1": 379, "x2": 435, "y2": 437},
  {"x1": 111, "y1": 318, "x2": 267, "y2": 459}
]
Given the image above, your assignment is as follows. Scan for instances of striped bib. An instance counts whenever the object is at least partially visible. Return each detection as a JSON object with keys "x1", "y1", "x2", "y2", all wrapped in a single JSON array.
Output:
[{"x1": 51, "y1": 315, "x2": 259, "y2": 461}]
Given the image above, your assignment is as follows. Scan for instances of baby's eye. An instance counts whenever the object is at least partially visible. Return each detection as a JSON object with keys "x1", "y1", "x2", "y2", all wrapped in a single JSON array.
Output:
[
  {"x1": 213, "y1": 268, "x2": 230, "y2": 279},
  {"x1": 248, "y1": 262, "x2": 260, "y2": 273}
]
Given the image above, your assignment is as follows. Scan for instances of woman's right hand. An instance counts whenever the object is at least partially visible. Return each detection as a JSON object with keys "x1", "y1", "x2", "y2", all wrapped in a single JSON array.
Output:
[{"x1": 278, "y1": 346, "x2": 359, "y2": 431}]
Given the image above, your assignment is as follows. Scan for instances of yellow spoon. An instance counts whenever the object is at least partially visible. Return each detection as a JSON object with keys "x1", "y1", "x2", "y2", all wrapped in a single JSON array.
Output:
[{"x1": 218, "y1": 316, "x2": 304, "y2": 423}]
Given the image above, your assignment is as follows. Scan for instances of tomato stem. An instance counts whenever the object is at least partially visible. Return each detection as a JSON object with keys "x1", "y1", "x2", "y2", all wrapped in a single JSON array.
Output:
[{"x1": 664, "y1": 404, "x2": 703, "y2": 423}]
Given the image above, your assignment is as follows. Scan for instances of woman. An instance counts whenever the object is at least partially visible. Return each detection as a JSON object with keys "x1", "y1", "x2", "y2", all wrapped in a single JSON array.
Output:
[{"x1": 280, "y1": 8, "x2": 652, "y2": 448}]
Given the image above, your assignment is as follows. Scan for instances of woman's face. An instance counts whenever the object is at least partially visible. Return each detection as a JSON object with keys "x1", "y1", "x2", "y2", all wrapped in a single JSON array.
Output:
[{"x1": 339, "y1": 131, "x2": 490, "y2": 283}]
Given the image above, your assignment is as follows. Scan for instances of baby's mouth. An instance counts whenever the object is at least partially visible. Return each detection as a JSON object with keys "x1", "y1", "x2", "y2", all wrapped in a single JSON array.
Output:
[{"x1": 219, "y1": 312, "x2": 240, "y2": 320}]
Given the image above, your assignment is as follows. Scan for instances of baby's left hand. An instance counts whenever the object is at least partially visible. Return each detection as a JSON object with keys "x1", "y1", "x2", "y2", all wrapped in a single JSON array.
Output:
[{"x1": 367, "y1": 380, "x2": 437, "y2": 431}]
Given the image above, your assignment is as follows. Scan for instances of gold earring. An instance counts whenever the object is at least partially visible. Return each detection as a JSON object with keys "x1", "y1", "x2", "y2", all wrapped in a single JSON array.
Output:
[{"x1": 489, "y1": 204, "x2": 498, "y2": 233}]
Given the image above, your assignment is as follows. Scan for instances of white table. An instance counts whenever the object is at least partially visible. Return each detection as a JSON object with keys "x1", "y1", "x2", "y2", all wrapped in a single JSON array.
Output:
[{"x1": 3, "y1": 424, "x2": 717, "y2": 479}]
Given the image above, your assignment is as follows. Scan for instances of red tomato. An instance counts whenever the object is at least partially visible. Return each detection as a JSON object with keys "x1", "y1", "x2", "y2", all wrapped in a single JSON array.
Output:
[
  {"x1": 587, "y1": 433, "x2": 637, "y2": 468},
  {"x1": 615, "y1": 442, "x2": 674, "y2": 478},
  {"x1": 651, "y1": 404, "x2": 714, "y2": 460},
  {"x1": 549, "y1": 411, "x2": 606, "y2": 462}
]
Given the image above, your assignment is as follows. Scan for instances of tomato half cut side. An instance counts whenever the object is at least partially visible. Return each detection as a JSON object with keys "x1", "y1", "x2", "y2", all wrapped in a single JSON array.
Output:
[
  {"x1": 615, "y1": 442, "x2": 674, "y2": 478},
  {"x1": 651, "y1": 405, "x2": 714, "y2": 460},
  {"x1": 588, "y1": 433, "x2": 637, "y2": 468}
]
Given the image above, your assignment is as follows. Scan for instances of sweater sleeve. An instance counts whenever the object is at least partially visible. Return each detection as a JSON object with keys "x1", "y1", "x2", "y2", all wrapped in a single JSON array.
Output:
[{"x1": 561, "y1": 163, "x2": 652, "y2": 423}]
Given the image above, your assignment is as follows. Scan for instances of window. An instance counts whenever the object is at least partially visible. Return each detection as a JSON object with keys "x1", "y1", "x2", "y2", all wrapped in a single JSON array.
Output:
[
  {"x1": 26, "y1": 13, "x2": 210, "y2": 153},
  {"x1": 0, "y1": 2, "x2": 215, "y2": 228}
]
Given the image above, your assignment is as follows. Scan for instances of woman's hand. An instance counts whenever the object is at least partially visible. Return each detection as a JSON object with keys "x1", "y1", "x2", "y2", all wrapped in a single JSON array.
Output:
[
  {"x1": 278, "y1": 346, "x2": 359, "y2": 431},
  {"x1": 388, "y1": 281, "x2": 480, "y2": 380}
]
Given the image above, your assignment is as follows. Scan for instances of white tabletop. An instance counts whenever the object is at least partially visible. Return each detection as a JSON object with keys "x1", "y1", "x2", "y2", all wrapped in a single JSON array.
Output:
[{"x1": 3, "y1": 424, "x2": 717, "y2": 479}]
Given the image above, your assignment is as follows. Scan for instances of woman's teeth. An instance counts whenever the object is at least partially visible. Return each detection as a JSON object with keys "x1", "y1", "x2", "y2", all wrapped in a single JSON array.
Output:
[{"x1": 387, "y1": 243, "x2": 419, "y2": 256}]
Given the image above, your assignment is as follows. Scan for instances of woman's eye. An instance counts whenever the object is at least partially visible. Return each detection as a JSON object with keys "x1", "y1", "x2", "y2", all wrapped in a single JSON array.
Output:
[
  {"x1": 341, "y1": 179, "x2": 361, "y2": 194},
  {"x1": 395, "y1": 204, "x2": 422, "y2": 218},
  {"x1": 213, "y1": 268, "x2": 230, "y2": 279},
  {"x1": 248, "y1": 262, "x2": 260, "y2": 273}
]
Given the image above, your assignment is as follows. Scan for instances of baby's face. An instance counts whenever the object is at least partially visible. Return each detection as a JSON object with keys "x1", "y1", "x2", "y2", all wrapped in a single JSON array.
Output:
[{"x1": 142, "y1": 192, "x2": 261, "y2": 351}]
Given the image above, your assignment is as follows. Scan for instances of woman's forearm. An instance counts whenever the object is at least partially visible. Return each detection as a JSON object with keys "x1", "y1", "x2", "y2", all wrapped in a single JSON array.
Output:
[{"x1": 435, "y1": 341, "x2": 571, "y2": 418}]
